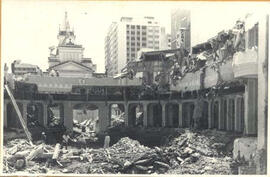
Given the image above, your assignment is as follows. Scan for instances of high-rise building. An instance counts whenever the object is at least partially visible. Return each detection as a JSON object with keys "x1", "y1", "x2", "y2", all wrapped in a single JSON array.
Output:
[
  {"x1": 171, "y1": 9, "x2": 191, "y2": 51},
  {"x1": 105, "y1": 16, "x2": 168, "y2": 76}
]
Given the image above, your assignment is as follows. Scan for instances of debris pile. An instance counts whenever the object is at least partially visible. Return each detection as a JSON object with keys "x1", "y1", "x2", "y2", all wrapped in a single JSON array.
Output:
[
  {"x1": 110, "y1": 113, "x2": 125, "y2": 128},
  {"x1": 3, "y1": 130, "x2": 238, "y2": 175},
  {"x1": 170, "y1": 19, "x2": 246, "y2": 85},
  {"x1": 163, "y1": 129, "x2": 237, "y2": 174},
  {"x1": 73, "y1": 120, "x2": 98, "y2": 145}
]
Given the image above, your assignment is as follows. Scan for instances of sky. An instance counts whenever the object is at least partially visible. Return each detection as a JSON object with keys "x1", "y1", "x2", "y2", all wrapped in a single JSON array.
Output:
[{"x1": 2, "y1": 0, "x2": 269, "y2": 73}]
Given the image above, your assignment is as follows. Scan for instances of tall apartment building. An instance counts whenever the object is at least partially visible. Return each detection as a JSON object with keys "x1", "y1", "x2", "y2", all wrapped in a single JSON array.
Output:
[
  {"x1": 171, "y1": 9, "x2": 191, "y2": 51},
  {"x1": 105, "y1": 16, "x2": 168, "y2": 76}
]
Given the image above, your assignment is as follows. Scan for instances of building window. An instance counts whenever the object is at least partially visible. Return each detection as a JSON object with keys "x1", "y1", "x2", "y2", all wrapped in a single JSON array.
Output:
[
  {"x1": 137, "y1": 31, "x2": 140, "y2": 35},
  {"x1": 142, "y1": 26, "x2": 146, "y2": 29},
  {"x1": 126, "y1": 25, "x2": 130, "y2": 28},
  {"x1": 142, "y1": 37, "x2": 146, "y2": 41},
  {"x1": 131, "y1": 42, "x2": 135, "y2": 46},
  {"x1": 131, "y1": 48, "x2": 135, "y2": 51},
  {"x1": 131, "y1": 31, "x2": 135, "y2": 35},
  {"x1": 131, "y1": 53, "x2": 135, "y2": 57},
  {"x1": 131, "y1": 37, "x2": 135, "y2": 40},
  {"x1": 136, "y1": 25, "x2": 140, "y2": 29},
  {"x1": 142, "y1": 32, "x2": 146, "y2": 35},
  {"x1": 137, "y1": 37, "x2": 140, "y2": 40},
  {"x1": 137, "y1": 48, "x2": 141, "y2": 51},
  {"x1": 137, "y1": 42, "x2": 140, "y2": 46},
  {"x1": 126, "y1": 30, "x2": 129, "y2": 34},
  {"x1": 126, "y1": 42, "x2": 129, "y2": 45},
  {"x1": 131, "y1": 25, "x2": 135, "y2": 29},
  {"x1": 148, "y1": 29, "x2": 153, "y2": 32},
  {"x1": 142, "y1": 43, "x2": 146, "y2": 47}
]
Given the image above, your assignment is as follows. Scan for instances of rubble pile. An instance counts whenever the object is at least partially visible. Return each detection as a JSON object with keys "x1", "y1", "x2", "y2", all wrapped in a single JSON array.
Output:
[
  {"x1": 163, "y1": 129, "x2": 237, "y2": 174},
  {"x1": 170, "y1": 19, "x2": 245, "y2": 85},
  {"x1": 66, "y1": 137, "x2": 171, "y2": 174},
  {"x1": 3, "y1": 130, "x2": 238, "y2": 175}
]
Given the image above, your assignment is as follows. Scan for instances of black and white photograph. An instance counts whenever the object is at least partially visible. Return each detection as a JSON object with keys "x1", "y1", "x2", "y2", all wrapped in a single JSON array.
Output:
[{"x1": 1, "y1": 0, "x2": 269, "y2": 175}]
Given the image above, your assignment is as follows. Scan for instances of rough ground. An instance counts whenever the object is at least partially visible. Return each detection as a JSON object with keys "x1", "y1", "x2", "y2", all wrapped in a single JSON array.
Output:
[{"x1": 3, "y1": 129, "x2": 239, "y2": 174}]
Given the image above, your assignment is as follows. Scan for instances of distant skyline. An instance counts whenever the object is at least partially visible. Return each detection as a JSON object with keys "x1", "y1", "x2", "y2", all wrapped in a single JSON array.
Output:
[{"x1": 2, "y1": 0, "x2": 269, "y2": 73}]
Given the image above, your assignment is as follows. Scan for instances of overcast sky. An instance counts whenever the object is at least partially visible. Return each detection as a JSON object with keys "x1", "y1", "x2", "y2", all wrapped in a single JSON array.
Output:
[{"x1": 2, "y1": 0, "x2": 269, "y2": 72}]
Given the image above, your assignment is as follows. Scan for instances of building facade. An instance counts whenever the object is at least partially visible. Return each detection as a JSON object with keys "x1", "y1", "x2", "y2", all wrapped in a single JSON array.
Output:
[
  {"x1": 11, "y1": 60, "x2": 42, "y2": 76},
  {"x1": 105, "y1": 16, "x2": 168, "y2": 76},
  {"x1": 48, "y1": 12, "x2": 96, "y2": 78},
  {"x1": 171, "y1": 9, "x2": 191, "y2": 51}
]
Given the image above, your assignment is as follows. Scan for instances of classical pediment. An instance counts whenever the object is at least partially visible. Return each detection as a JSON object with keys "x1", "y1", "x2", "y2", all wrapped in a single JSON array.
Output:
[{"x1": 50, "y1": 61, "x2": 92, "y2": 72}]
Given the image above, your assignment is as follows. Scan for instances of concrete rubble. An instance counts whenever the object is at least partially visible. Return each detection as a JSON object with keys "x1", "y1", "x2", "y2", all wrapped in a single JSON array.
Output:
[{"x1": 3, "y1": 129, "x2": 244, "y2": 174}]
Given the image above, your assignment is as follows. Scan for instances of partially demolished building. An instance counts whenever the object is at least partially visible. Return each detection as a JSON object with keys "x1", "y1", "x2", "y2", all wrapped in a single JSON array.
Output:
[
  {"x1": 3, "y1": 13, "x2": 268, "y2": 174},
  {"x1": 126, "y1": 14, "x2": 268, "y2": 173}
]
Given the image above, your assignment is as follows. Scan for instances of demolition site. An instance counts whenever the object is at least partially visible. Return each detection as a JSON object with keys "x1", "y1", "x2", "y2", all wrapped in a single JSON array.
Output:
[{"x1": 2, "y1": 11, "x2": 269, "y2": 175}]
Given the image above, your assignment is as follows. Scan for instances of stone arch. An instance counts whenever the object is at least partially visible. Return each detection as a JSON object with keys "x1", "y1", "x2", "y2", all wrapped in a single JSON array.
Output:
[
  {"x1": 128, "y1": 103, "x2": 144, "y2": 127},
  {"x1": 147, "y1": 103, "x2": 162, "y2": 127},
  {"x1": 27, "y1": 102, "x2": 44, "y2": 128},
  {"x1": 109, "y1": 103, "x2": 125, "y2": 127},
  {"x1": 165, "y1": 103, "x2": 179, "y2": 128},
  {"x1": 201, "y1": 101, "x2": 209, "y2": 129},
  {"x1": 182, "y1": 102, "x2": 194, "y2": 128},
  {"x1": 72, "y1": 103, "x2": 99, "y2": 132},
  {"x1": 47, "y1": 103, "x2": 64, "y2": 127}
]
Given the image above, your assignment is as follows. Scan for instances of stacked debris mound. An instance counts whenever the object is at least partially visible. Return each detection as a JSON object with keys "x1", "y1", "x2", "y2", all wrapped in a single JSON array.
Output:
[
  {"x1": 3, "y1": 130, "x2": 238, "y2": 175},
  {"x1": 163, "y1": 129, "x2": 236, "y2": 174},
  {"x1": 3, "y1": 139, "x2": 55, "y2": 173},
  {"x1": 104, "y1": 137, "x2": 170, "y2": 174},
  {"x1": 70, "y1": 137, "x2": 171, "y2": 174}
]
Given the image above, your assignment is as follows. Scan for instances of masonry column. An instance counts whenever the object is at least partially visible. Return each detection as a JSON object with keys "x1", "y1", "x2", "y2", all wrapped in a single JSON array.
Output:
[
  {"x1": 63, "y1": 102, "x2": 73, "y2": 132},
  {"x1": 162, "y1": 103, "x2": 166, "y2": 127},
  {"x1": 226, "y1": 98, "x2": 233, "y2": 131},
  {"x1": 22, "y1": 102, "x2": 28, "y2": 126},
  {"x1": 124, "y1": 104, "x2": 129, "y2": 127},
  {"x1": 208, "y1": 100, "x2": 213, "y2": 129},
  {"x1": 143, "y1": 103, "x2": 148, "y2": 127},
  {"x1": 43, "y1": 102, "x2": 48, "y2": 127},
  {"x1": 234, "y1": 97, "x2": 241, "y2": 132},
  {"x1": 218, "y1": 99, "x2": 224, "y2": 130},
  {"x1": 244, "y1": 79, "x2": 258, "y2": 135},
  {"x1": 98, "y1": 104, "x2": 110, "y2": 133},
  {"x1": 178, "y1": 102, "x2": 183, "y2": 127}
]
